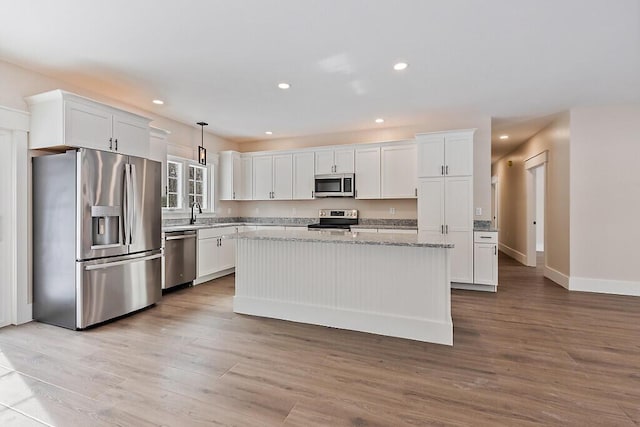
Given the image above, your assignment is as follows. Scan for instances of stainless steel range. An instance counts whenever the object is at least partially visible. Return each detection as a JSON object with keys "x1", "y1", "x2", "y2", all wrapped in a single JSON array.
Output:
[{"x1": 307, "y1": 209, "x2": 358, "y2": 231}]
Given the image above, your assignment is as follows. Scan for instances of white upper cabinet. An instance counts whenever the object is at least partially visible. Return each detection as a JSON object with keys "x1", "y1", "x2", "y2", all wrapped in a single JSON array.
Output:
[
  {"x1": 64, "y1": 100, "x2": 112, "y2": 151},
  {"x1": 293, "y1": 152, "x2": 315, "y2": 200},
  {"x1": 355, "y1": 147, "x2": 380, "y2": 199},
  {"x1": 417, "y1": 135, "x2": 445, "y2": 178},
  {"x1": 219, "y1": 151, "x2": 239, "y2": 200},
  {"x1": 314, "y1": 150, "x2": 335, "y2": 175},
  {"x1": 239, "y1": 156, "x2": 253, "y2": 200},
  {"x1": 417, "y1": 129, "x2": 474, "y2": 178},
  {"x1": 314, "y1": 148, "x2": 354, "y2": 174},
  {"x1": 334, "y1": 148, "x2": 355, "y2": 173},
  {"x1": 272, "y1": 154, "x2": 293, "y2": 200},
  {"x1": 252, "y1": 154, "x2": 293, "y2": 200},
  {"x1": 445, "y1": 132, "x2": 474, "y2": 177},
  {"x1": 219, "y1": 151, "x2": 238, "y2": 200},
  {"x1": 149, "y1": 127, "x2": 169, "y2": 200},
  {"x1": 381, "y1": 143, "x2": 417, "y2": 198},
  {"x1": 252, "y1": 155, "x2": 273, "y2": 200},
  {"x1": 26, "y1": 90, "x2": 150, "y2": 157}
]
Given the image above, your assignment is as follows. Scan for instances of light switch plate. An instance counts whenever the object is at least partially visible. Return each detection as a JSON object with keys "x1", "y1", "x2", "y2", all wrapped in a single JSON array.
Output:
[{"x1": 475, "y1": 208, "x2": 482, "y2": 216}]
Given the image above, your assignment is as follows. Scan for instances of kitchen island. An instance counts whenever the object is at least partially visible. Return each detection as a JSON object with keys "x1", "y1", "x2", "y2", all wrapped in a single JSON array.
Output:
[{"x1": 233, "y1": 229, "x2": 454, "y2": 345}]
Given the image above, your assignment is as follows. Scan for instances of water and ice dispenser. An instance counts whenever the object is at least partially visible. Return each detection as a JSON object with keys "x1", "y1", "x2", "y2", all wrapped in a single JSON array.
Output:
[{"x1": 91, "y1": 205, "x2": 122, "y2": 249}]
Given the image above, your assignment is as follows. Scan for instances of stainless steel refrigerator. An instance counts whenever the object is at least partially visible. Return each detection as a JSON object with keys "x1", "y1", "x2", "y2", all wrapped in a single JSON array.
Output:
[{"x1": 33, "y1": 148, "x2": 162, "y2": 329}]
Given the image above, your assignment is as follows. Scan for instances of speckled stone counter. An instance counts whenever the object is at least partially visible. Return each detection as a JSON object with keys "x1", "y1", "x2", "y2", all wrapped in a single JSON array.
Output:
[{"x1": 235, "y1": 229, "x2": 453, "y2": 248}]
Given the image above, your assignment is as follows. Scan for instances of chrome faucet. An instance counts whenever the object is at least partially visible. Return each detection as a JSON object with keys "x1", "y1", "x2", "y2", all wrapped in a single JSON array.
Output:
[{"x1": 190, "y1": 201, "x2": 202, "y2": 224}]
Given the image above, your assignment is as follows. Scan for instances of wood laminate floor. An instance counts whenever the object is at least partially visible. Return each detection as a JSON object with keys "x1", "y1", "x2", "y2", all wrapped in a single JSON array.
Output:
[{"x1": 1, "y1": 253, "x2": 639, "y2": 426}]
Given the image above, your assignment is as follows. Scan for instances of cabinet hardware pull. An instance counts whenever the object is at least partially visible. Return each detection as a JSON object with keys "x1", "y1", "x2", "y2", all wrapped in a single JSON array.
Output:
[
  {"x1": 445, "y1": 225, "x2": 448, "y2": 234},
  {"x1": 233, "y1": 191, "x2": 235, "y2": 199},
  {"x1": 445, "y1": 165, "x2": 449, "y2": 175},
  {"x1": 494, "y1": 246, "x2": 497, "y2": 255},
  {"x1": 441, "y1": 165, "x2": 444, "y2": 175},
  {"x1": 414, "y1": 188, "x2": 417, "y2": 197},
  {"x1": 115, "y1": 138, "x2": 118, "y2": 151},
  {"x1": 441, "y1": 225, "x2": 444, "y2": 234},
  {"x1": 311, "y1": 190, "x2": 314, "y2": 198},
  {"x1": 355, "y1": 189, "x2": 358, "y2": 198},
  {"x1": 109, "y1": 137, "x2": 113, "y2": 150},
  {"x1": 480, "y1": 236, "x2": 491, "y2": 239}
]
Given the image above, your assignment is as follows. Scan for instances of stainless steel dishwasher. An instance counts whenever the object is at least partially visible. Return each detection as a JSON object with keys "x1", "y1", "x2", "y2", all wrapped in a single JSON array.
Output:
[{"x1": 163, "y1": 230, "x2": 197, "y2": 289}]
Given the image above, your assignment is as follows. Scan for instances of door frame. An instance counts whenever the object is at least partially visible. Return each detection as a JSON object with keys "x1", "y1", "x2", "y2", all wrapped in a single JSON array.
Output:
[
  {"x1": 491, "y1": 175, "x2": 499, "y2": 229},
  {"x1": 0, "y1": 105, "x2": 31, "y2": 327},
  {"x1": 524, "y1": 151, "x2": 548, "y2": 267}
]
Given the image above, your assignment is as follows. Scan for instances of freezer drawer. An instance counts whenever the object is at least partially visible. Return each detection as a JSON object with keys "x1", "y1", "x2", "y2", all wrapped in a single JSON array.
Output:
[{"x1": 77, "y1": 252, "x2": 162, "y2": 328}]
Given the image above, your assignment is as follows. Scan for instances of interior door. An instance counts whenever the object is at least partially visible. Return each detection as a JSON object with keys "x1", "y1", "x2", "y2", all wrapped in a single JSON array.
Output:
[{"x1": 128, "y1": 156, "x2": 162, "y2": 254}]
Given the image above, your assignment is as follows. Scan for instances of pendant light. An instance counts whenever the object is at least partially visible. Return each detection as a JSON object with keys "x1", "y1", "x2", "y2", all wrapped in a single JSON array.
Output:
[{"x1": 197, "y1": 121, "x2": 208, "y2": 165}]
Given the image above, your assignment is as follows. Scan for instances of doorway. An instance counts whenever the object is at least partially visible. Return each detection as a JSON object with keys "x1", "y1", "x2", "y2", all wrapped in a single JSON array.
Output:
[{"x1": 525, "y1": 152, "x2": 548, "y2": 267}]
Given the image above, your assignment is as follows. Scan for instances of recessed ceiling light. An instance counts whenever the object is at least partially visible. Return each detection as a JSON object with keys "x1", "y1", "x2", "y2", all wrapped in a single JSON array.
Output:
[
  {"x1": 265, "y1": 131, "x2": 273, "y2": 135},
  {"x1": 393, "y1": 62, "x2": 408, "y2": 71},
  {"x1": 278, "y1": 83, "x2": 290, "y2": 89},
  {"x1": 152, "y1": 99, "x2": 164, "y2": 105},
  {"x1": 499, "y1": 135, "x2": 509, "y2": 140},
  {"x1": 375, "y1": 118, "x2": 385, "y2": 124}
]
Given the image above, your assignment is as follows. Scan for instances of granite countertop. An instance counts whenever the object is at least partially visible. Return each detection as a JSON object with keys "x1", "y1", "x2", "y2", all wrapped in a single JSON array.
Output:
[
  {"x1": 163, "y1": 222, "x2": 309, "y2": 232},
  {"x1": 350, "y1": 224, "x2": 418, "y2": 230},
  {"x1": 234, "y1": 229, "x2": 454, "y2": 248}
]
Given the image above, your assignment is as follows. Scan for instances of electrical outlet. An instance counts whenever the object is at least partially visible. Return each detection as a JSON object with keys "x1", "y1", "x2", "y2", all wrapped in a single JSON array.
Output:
[
  {"x1": 475, "y1": 207, "x2": 482, "y2": 216},
  {"x1": 389, "y1": 207, "x2": 396, "y2": 215},
  {"x1": 255, "y1": 207, "x2": 259, "y2": 214},
  {"x1": 227, "y1": 208, "x2": 231, "y2": 215},
  {"x1": 292, "y1": 207, "x2": 297, "y2": 215}
]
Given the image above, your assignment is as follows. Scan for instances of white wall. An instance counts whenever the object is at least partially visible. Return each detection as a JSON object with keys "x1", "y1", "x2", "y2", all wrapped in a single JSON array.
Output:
[
  {"x1": 238, "y1": 113, "x2": 492, "y2": 220},
  {"x1": 569, "y1": 105, "x2": 640, "y2": 295}
]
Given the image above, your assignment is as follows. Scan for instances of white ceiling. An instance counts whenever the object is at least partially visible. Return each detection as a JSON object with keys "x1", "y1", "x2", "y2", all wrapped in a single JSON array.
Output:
[{"x1": 1, "y1": 1, "x2": 639, "y2": 148}]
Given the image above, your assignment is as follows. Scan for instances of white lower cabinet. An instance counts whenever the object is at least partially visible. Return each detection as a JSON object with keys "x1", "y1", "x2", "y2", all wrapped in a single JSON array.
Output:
[
  {"x1": 196, "y1": 227, "x2": 237, "y2": 283},
  {"x1": 473, "y1": 231, "x2": 498, "y2": 288},
  {"x1": 377, "y1": 228, "x2": 418, "y2": 235}
]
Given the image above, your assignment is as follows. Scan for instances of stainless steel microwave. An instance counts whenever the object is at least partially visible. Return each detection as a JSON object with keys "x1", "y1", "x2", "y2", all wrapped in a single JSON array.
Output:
[{"x1": 314, "y1": 174, "x2": 355, "y2": 197}]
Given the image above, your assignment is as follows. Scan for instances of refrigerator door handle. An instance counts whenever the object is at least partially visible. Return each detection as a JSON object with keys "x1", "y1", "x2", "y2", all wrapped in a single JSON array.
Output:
[
  {"x1": 84, "y1": 253, "x2": 162, "y2": 271},
  {"x1": 129, "y1": 163, "x2": 137, "y2": 245},
  {"x1": 122, "y1": 164, "x2": 130, "y2": 245}
]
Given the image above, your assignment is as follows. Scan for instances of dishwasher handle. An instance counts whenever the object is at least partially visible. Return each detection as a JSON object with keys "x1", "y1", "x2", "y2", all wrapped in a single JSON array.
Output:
[{"x1": 165, "y1": 234, "x2": 197, "y2": 241}]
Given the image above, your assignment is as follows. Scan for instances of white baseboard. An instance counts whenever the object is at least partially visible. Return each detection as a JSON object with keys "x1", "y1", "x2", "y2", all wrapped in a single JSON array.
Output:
[
  {"x1": 234, "y1": 296, "x2": 453, "y2": 346},
  {"x1": 451, "y1": 283, "x2": 497, "y2": 293},
  {"x1": 498, "y1": 243, "x2": 527, "y2": 265},
  {"x1": 194, "y1": 268, "x2": 235, "y2": 285},
  {"x1": 544, "y1": 265, "x2": 569, "y2": 289},
  {"x1": 569, "y1": 277, "x2": 640, "y2": 297}
]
